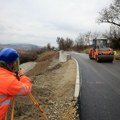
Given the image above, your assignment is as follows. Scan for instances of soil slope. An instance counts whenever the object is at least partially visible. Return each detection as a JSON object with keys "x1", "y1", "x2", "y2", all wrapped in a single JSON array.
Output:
[{"x1": 7, "y1": 51, "x2": 79, "y2": 120}]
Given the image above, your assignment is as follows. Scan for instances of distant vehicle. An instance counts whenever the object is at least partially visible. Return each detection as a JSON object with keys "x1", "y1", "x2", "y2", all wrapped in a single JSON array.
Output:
[{"x1": 89, "y1": 38, "x2": 114, "y2": 62}]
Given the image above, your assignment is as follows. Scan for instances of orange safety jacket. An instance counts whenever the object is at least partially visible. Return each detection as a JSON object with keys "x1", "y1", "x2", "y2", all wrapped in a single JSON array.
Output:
[{"x1": 0, "y1": 67, "x2": 32, "y2": 120}]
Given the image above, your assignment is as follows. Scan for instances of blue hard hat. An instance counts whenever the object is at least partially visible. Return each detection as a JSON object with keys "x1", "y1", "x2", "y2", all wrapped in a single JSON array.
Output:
[{"x1": 0, "y1": 48, "x2": 19, "y2": 65}]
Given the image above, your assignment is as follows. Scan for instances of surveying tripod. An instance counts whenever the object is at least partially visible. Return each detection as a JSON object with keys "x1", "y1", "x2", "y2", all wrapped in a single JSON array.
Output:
[
  {"x1": 5, "y1": 93, "x2": 48, "y2": 120},
  {"x1": 5, "y1": 59, "x2": 48, "y2": 120}
]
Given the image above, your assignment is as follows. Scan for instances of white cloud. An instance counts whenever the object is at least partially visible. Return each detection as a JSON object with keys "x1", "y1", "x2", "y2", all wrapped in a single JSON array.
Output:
[{"x1": 0, "y1": 0, "x2": 113, "y2": 46}]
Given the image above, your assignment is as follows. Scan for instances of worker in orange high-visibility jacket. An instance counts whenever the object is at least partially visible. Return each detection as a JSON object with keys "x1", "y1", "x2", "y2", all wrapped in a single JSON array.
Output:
[{"x1": 0, "y1": 48, "x2": 32, "y2": 120}]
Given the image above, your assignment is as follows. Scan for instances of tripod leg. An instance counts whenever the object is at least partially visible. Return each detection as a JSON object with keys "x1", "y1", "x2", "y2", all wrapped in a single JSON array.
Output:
[
  {"x1": 29, "y1": 93, "x2": 43, "y2": 112},
  {"x1": 28, "y1": 93, "x2": 48, "y2": 120},
  {"x1": 11, "y1": 98, "x2": 15, "y2": 120},
  {"x1": 5, "y1": 111, "x2": 8, "y2": 120}
]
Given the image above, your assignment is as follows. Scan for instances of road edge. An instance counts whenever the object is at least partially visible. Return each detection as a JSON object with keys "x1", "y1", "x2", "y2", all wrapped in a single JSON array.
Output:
[{"x1": 72, "y1": 57, "x2": 80, "y2": 100}]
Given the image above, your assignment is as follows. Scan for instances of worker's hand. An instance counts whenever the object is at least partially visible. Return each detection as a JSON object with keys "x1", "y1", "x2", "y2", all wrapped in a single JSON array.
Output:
[{"x1": 18, "y1": 68, "x2": 25, "y2": 76}]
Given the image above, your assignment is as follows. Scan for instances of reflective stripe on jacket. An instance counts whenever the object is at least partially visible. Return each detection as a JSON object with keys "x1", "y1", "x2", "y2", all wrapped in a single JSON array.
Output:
[{"x1": 0, "y1": 67, "x2": 32, "y2": 120}]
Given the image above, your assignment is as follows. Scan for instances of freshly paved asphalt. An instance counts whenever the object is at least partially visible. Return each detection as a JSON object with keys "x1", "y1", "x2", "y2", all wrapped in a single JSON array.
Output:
[{"x1": 70, "y1": 52, "x2": 120, "y2": 120}]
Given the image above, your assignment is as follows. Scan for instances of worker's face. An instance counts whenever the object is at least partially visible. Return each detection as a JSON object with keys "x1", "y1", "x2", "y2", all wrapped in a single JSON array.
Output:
[{"x1": 9, "y1": 59, "x2": 19, "y2": 72}]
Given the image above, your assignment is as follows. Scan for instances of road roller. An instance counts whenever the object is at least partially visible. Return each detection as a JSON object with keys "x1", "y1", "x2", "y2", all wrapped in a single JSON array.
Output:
[{"x1": 89, "y1": 38, "x2": 114, "y2": 62}]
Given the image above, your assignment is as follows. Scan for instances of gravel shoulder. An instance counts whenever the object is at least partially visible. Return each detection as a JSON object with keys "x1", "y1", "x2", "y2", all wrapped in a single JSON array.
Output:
[{"x1": 9, "y1": 51, "x2": 79, "y2": 120}]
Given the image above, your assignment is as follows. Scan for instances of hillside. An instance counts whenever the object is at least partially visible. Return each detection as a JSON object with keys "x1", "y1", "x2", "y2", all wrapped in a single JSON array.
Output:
[{"x1": 0, "y1": 43, "x2": 41, "y2": 50}]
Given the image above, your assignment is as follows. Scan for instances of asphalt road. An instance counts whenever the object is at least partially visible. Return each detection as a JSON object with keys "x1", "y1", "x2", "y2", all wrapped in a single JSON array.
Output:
[{"x1": 70, "y1": 52, "x2": 120, "y2": 120}]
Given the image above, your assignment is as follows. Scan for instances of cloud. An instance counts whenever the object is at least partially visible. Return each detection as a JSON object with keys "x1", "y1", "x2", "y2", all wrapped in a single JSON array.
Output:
[{"x1": 0, "y1": 0, "x2": 113, "y2": 46}]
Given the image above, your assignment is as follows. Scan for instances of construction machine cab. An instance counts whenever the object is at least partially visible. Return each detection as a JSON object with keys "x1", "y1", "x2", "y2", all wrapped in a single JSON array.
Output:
[{"x1": 93, "y1": 39, "x2": 108, "y2": 50}]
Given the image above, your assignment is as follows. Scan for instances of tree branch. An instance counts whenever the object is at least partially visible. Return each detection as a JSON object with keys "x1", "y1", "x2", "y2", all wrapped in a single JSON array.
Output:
[{"x1": 102, "y1": 20, "x2": 120, "y2": 27}]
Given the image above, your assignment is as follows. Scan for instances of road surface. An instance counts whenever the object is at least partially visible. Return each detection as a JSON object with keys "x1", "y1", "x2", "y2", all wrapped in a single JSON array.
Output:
[{"x1": 70, "y1": 52, "x2": 120, "y2": 120}]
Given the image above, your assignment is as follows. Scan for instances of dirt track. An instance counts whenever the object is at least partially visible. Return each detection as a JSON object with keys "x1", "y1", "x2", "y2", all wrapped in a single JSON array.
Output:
[{"x1": 8, "y1": 51, "x2": 79, "y2": 120}]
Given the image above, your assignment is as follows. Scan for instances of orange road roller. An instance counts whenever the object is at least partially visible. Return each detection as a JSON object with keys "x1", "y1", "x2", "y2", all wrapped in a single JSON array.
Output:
[{"x1": 89, "y1": 38, "x2": 114, "y2": 62}]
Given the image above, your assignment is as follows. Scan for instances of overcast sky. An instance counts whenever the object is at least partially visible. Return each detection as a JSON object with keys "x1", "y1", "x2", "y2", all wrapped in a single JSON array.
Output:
[{"x1": 0, "y1": 0, "x2": 113, "y2": 46}]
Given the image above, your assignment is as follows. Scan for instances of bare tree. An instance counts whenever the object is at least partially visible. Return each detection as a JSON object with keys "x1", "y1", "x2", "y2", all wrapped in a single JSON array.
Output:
[
  {"x1": 76, "y1": 34, "x2": 84, "y2": 46},
  {"x1": 75, "y1": 34, "x2": 86, "y2": 51},
  {"x1": 65, "y1": 38, "x2": 74, "y2": 50},
  {"x1": 47, "y1": 43, "x2": 51, "y2": 50},
  {"x1": 56, "y1": 37, "x2": 74, "y2": 50},
  {"x1": 98, "y1": 0, "x2": 120, "y2": 27},
  {"x1": 84, "y1": 31, "x2": 91, "y2": 46},
  {"x1": 91, "y1": 32, "x2": 100, "y2": 39},
  {"x1": 103, "y1": 26, "x2": 120, "y2": 48},
  {"x1": 76, "y1": 32, "x2": 92, "y2": 47},
  {"x1": 56, "y1": 37, "x2": 65, "y2": 50}
]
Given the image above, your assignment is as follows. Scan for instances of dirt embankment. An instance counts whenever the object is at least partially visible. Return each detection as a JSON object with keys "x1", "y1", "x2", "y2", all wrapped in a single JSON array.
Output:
[{"x1": 10, "y1": 51, "x2": 79, "y2": 120}]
